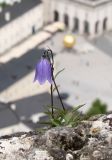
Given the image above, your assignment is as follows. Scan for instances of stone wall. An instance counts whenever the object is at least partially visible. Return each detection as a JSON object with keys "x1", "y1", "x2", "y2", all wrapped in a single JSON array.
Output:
[{"x1": 0, "y1": 114, "x2": 112, "y2": 160}]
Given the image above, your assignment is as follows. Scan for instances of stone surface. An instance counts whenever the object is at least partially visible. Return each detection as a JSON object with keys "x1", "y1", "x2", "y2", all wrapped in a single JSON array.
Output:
[{"x1": 0, "y1": 114, "x2": 112, "y2": 160}]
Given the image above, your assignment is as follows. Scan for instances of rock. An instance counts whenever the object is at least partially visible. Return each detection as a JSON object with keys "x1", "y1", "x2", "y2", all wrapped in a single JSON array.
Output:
[
  {"x1": 66, "y1": 153, "x2": 73, "y2": 160},
  {"x1": 0, "y1": 114, "x2": 112, "y2": 159},
  {"x1": 44, "y1": 127, "x2": 86, "y2": 150}
]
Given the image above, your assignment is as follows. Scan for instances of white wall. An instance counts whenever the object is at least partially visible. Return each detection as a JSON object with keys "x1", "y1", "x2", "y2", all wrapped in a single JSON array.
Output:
[
  {"x1": 50, "y1": 0, "x2": 112, "y2": 38},
  {"x1": 0, "y1": 0, "x2": 112, "y2": 54},
  {"x1": 0, "y1": 3, "x2": 44, "y2": 54},
  {"x1": 42, "y1": 0, "x2": 52, "y2": 25}
]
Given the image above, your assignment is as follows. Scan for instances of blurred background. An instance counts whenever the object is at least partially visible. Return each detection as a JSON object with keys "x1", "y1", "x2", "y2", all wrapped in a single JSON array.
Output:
[{"x1": 0, "y1": 0, "x2": 112, "y2": 135}]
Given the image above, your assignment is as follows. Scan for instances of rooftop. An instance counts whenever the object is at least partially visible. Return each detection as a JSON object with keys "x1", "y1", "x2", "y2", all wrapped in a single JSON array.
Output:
[
  {"x1": 0, "y1": 0, "x2": 41, "y2": 28},
  {"x1": 71, "y1": 0, "x2": 112, "y2": 7}
]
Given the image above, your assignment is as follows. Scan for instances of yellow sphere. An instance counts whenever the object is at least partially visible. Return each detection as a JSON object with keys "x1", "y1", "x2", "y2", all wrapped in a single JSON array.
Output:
[{"x1": 63, "y1": 34, "x2": 76, "y2": 48}]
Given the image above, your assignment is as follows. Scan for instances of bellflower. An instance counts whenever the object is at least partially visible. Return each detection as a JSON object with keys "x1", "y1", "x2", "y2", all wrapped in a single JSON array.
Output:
[{"x1": 34, "y1": 57, "x2": 52, "y2": 84}]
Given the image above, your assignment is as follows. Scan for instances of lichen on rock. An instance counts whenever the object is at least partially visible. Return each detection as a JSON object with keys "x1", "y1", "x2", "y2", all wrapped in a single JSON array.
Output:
[{"x1": 0, "y1": 114, "x2": 111, "y2": 160}]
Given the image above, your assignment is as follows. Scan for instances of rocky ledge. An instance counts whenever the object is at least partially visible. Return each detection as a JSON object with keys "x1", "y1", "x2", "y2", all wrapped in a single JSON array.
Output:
[{"x1": 0, "y1": 114, "x2": 112, "y2": 160}]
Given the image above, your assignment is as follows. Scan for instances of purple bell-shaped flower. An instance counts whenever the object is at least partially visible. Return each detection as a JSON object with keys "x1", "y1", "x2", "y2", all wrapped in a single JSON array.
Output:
[{"x1": 34, "y1": 57, "x2": 52, "y2": 84}]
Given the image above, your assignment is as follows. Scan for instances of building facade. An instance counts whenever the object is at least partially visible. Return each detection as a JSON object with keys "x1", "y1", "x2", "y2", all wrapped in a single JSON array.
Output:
[
  {"x1": 47, "y1": 0, "x2": 112, "y2": 38},
  {"x1": 0, "y1": 0, "x2": 112, "y2": 54},
  {"x1": 0, "y1": 0, "x2": 43, "y2": 54}
]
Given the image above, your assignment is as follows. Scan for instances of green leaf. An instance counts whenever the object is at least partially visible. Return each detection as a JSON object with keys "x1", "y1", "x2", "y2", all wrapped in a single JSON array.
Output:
[
  {"x1": 72, "y1": 104, "x2": 85, "y2": 112},
  {"x1": 42, "y1": 104, "x2": 85, "y2": 128},
  {"x1": 53, "y1": 85, "x2": 60, "y2": 92},
  {"x1": 39, "y1": 121, "x2": 52, "y2": 125},
  {"x1": 64, "y1": 112, "x2": 72, "y2": 124},
  {"x1": 54, "y1": 68, "x2": 65, "y2": 79},
  {"x1": 44, "y1": 111, "x2": 53, "y2": 118},
  {"x1": 50, "y1": 118, "x2": 62, "y2": 127}
]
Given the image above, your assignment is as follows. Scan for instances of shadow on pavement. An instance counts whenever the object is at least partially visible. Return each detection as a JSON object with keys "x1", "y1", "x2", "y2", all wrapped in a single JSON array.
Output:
[
  {"x1": 0, "y1": 92, "x2": 70, "y2": 130},
  {"x1": 0, "y1": 48, "x2": 44, "y2": 92}
]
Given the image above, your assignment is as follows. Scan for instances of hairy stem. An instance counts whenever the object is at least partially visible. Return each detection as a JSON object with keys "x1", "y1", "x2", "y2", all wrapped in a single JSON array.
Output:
[
  {"x1": 50, "y1": 84, "x2": 54, "y2": 118},
  {"x1": 53, "y1": 76, "x2": 65, "y2": 111},
  {"x1": 45, "y1": 48, "x2": 65, "y2": 113}
]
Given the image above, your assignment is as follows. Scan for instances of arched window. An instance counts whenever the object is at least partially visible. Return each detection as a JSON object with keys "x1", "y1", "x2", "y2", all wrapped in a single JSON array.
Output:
[
  {"x1": 95, "y1": 21, "x2": 99, "y2": 33},
  {"x1": 54, "y1": 10, "x2": 59, "y2": 21},
  {"x1": 73, "y1": 17, "x2": 79, "y2": 32},
  {"x1": 84, "y1": 20, "x2": 89, "y2": 34},
  {"x1": 103, "y1": 18, "x2": 107, "y2": 30},
  {"x1": 64, "y1": 14, "x2": 69, "y2": 27}
]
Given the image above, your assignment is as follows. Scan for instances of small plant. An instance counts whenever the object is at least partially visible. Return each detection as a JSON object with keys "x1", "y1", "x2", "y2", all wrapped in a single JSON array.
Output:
[
  {"x1": 85, "y1": 98, "x2": 107, "y2": 118},
  {"x1": 0, "y1": 2, "x2": 8, "y2": 8},
  {"x1": 34, "y1": 49, "x2": 84, "y2": 127},
  {"x1": 43, "y1": 104, "x2": 85, "y2": 127},
  {"x1": 34, "y1": 49, "x2": 65, "y2": 118}
]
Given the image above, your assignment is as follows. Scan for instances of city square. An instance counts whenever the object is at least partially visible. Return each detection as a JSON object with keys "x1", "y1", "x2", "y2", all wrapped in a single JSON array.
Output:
[
  {"x1": 0, "y1": 0, "x2": 112, "y2": 135},
  {"x1": 0, "y1": 28, "x2": 112, "y2": 134}
]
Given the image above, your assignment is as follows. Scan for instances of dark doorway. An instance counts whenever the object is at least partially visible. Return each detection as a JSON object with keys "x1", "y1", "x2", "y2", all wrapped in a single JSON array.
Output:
[
  {"x1": 84, "y1": 21, "x2": 89, "y2": 34},
  {"x1": 103, "y1": 18, "x2": 107, "y2": 30},
  {"x1": 95, "y1": 21, "x2": 99, "y2": 33},
  {"x1": 54, "y1": 10, "x2": 59, "y2": 21},
  {"x1": 73, "y1": 17, "x2": 79, "y2": 32},
  {"x1": 64, "y1": 14, "x2": 69, "y2": 28},
  {"x1": 32, "y1": 26, "x2": 36, "y2": 34}
]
